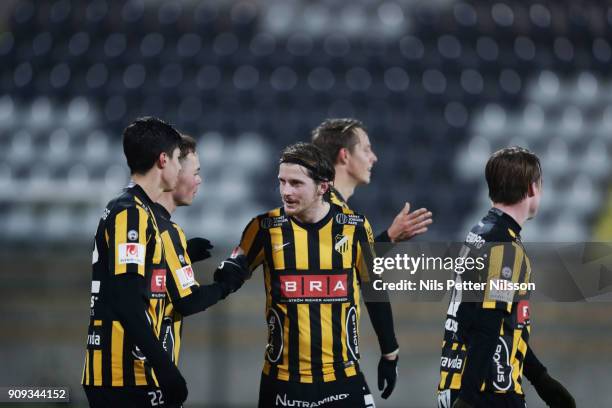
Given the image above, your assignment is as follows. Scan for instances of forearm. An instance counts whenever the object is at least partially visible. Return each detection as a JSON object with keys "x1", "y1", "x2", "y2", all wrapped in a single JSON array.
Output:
[
  {"x1": 172, "y1": 283, "x2": 226, "y2": 317},
  {"x1": 458, "y1": 309, "x2": 504, "y2": 404},
  {"x1": 110, "y1": 274, "x2": 177, "y2": 375},
  {"x1": 523, "y1": 346, "x2": 547, "y2": 384},
  {"x1": 364, "y1": 300, "x2": 399, "y2": 354}
]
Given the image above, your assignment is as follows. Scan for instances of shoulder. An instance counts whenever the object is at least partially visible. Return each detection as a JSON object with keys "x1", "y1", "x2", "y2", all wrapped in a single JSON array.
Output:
[
  {"x1": 103, "y1": 190, "x2": 150, "y2": 224},
  {"x1": 465, "y1": 212, "x2": 514, "y2": 250},
  {"x1": 253, "y1": 207, "x2": 290, "y2": 230}
]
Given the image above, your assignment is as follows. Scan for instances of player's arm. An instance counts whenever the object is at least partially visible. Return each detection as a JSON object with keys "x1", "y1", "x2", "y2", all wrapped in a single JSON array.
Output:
[
  {"x1": 357, "y1": 217, "x2": 399, "y2": 399},
  {"x1": 106, "y1": 207, "x2": 186, "y2": 404},
  {"x1": 455, "y1": 241, "x2": 518, "y2": 406},
  {"x1": 163, "y1": 227, "x2": 248, "y2": 316},
  {"x1": 237, "y1": 216, "x2": 265, "y2": 273},
  {"x1": 523, "y1": 346, "x2": 575, "y2": 408}
]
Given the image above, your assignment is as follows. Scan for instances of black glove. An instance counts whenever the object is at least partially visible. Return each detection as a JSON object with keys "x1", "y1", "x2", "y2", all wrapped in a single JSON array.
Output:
[
  {"x1": 213, "y1": 254, "x2": 250, "y2": 297},
  {"x1": 452, "y1": 397, "x2": 474, "y2": 408},
  {"x1": 531, "y1": 372, "x2": 576, "y2": 408},
  {"x1": 186, "y1": 238, "x2": 213, "y2": 263},
  {"x1": 155, "y1": 361, "x2": 188, "y2": 406},
  {"x1": 377, "y1": 355, "x2": 398, "y2": 399}
]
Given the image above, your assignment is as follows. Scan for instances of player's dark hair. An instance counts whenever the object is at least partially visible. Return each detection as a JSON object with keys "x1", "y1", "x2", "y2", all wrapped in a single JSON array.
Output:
[
  {"x1": 280, "y1": 142, "x2": 335, "y2": 200},
  {"x1": 311, "y1": 118, "x2": 365, "y2": 166},
  {"x1": 486, "y1": 146, "x2": 542, "y2": 205},
  {"x1": 179, "y1": 134, "x2": 197, "y2": 160},
  {"x1": 122, "y1": 116, "x2": 182, "y2": 175}
]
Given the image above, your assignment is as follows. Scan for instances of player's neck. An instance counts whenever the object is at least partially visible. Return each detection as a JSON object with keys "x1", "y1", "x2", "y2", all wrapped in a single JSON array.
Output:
[
  {"x1": 492, "y1": 203, "x2": 528, "y2": 227},
  {"x1": 131, "y1": 172, "x2": 165, "y2": 203},
  {"x1": 157, "y1": 192, "x2": 177, "y2": 214},
  {"x1": 294, "y1": 201, "x2": 330, "y2": 224},
  {"x1": 333, "y1": 170, "x2": 357, "y2": 202}
]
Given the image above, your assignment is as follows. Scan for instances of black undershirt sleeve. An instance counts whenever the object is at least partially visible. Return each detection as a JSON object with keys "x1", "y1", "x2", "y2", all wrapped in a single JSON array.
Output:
[
  {"x1": 457, "y1": 307, "x2": 505, "y2": 405},
  {"x1": 109, "y1": 274, "x2": 181, "y2": 382},
  {"x1": 364, "y1": 300, "x2": 399, "y2": 354},
  {"x1": 171, "y1": 283, "x2": 226, "y2": 317},
  {"x1": 523, "y1": 345, "x2": 548, "y2": 384}
]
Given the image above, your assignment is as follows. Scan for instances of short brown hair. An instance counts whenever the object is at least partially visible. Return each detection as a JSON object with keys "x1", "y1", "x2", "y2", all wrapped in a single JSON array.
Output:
[
  {"x1": 280, "y1": 142, "x2": 335, "y2": 200},
  {"x1": 178, "y1": 134, "x2": 197, "y2": 160},
  {"x1": 486, "y1": 146, "x2": 542, "y2": 205},
  {"x1": 311, "y1": 118, "x2": 365, "y2": 165}
]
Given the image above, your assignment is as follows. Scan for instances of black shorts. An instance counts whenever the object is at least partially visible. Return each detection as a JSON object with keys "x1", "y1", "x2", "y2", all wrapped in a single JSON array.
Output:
[
  {"x1": 258, "y1": 372, "x2": 376, "y2": 408},
  {"x1": 83, "y1": 386, "x2": 181, "y2": 408},
  {"x1": 437, "y1": 389, "x2": 526, "y2": 408}
]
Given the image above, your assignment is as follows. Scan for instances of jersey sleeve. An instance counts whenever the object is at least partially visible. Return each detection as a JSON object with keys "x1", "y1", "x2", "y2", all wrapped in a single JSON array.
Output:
[
  {"x1": 239, "y1": 217, "x2": 265, "y2": 272},
  {"x1": 162, "y1": 223, "x2": 200, "y2": 302},
  {"x1": 355, "y1": 217, "x2": 376, "y2": 284},
  {"x1": 480, "y1": 241, "x2": 525, "y2": 313},
  {"x1": 106, "y1": 206, "x2": 150, "y2": 277}
]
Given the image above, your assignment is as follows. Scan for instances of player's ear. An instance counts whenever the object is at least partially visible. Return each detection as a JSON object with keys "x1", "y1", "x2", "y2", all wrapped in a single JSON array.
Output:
[
  {"x1": 336, "y1": 148, "x2": 349, "y2": 165},
  {"x1": 157, "y1": 151, "x2": 169, "y2": 169},
  {"x1": 318, "y1": 181, "x2": 330, "y2": 196},
  {"x1": 527, "y1": 181, "x2": 536, "y2": 197}
]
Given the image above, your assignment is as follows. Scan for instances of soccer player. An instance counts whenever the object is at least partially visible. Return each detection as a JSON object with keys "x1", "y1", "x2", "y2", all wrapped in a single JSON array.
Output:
[
  {"x1": 153, "y1": 134, "x2": 249, "y2": 368},
  {"x1": 234, "y1": 142, "x2": 385, "y2": 407},
  {"x1": 312, "y1": 118, "x2": 433, "y2": 399},
  {"x1": 82, "y1": 117, "x2": 187, "y2": 407},
  {"x1": 437, "y1": 147, "x2": 575, "y2": 408},
  {"x1": 311, "y1": 118, "x2": 433, "y2": 242}
]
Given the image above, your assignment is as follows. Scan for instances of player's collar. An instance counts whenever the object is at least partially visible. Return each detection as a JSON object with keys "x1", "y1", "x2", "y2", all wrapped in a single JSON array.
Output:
[
  {"x1": 488, "y1": 207, "x2": 522, "y2": 235},
  {"x1": 152, "y1": 202, "x2": 171, "y2": 221},
  {"x1": 127, "y1": 183, "x2": 155, "y2": 208}
]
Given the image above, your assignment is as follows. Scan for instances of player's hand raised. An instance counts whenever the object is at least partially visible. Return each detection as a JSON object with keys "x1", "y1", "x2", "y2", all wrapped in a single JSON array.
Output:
[{"x1": 387, "y1": 202, "x2": 433, "y2": 242}]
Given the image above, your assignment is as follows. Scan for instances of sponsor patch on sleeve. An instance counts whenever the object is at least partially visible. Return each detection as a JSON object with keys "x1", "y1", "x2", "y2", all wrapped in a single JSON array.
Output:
[
  {"x1": 176, "y1": 264, "x2": 196, "y2": 289},
  {"x1": 118, "y1": 243, "x2": 145, "y2": 265}
]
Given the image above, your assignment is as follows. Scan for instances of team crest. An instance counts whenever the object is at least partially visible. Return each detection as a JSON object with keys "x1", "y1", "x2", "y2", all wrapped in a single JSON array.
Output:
[{"x1": 335, "y1": 234, "x2": 349, "y2": 254}]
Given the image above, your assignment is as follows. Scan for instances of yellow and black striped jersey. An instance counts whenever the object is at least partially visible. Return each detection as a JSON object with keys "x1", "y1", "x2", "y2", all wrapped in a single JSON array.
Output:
[
  {"x1": 240, "y1": 204, "x2": 375, "y2": 383},
  {"x1": 152, "y1": 203, "x2": 200, "y2": 366},
  {"x1": 82, "y1": 184, "x2": 167, "y2": 387},
  {"x1": 330, "y1": 188, "x2": 349, "y2": 210},
  {"x1": 439, "y1": 208, "x2": 532, "y2": 395}
]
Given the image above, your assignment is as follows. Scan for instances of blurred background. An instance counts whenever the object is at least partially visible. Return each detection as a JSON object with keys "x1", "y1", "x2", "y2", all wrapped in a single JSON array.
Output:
[{"x1": 0, "y1": 0, "x2": 611, "y2": 406}]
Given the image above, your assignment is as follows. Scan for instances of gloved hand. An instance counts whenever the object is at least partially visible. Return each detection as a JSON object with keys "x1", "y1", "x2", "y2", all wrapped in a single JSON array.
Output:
[
  {"x1": 452, "y1": 397, "x2": 474, "y2": 408},
  {"x1": 186, "y1": 238, "x2": 213, "y2": 263},
  {"x1": 155, "y1": 360, "x2": 188, "y2": 406},
  {"x1": 531, "y1": 372, "x2": 576, "y2": 408},
  {"x1": 378, "y1": 355, "x2": 398, "y2": 399},
  {"x1": 213, "y1": 254, "x2": 250, "y2": 297}
]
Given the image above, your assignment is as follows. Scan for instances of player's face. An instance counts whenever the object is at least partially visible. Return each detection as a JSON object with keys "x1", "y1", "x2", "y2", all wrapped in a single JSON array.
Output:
[
  {"x1": 161, "y1": 147, "x2": 182, "y2": 192},
  {"x1": 173, "y1": 152, "x2": 202, "y2": 206},
  {"x1": 278, "y1": 163, "x2": 322, "y2": 217},
  {"x1": 346, "y1": 128, "x2": 377, "y2": 185}
]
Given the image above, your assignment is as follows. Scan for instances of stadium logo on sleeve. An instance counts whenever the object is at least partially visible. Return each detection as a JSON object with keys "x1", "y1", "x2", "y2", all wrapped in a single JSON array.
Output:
[
  {"x1": 118, "y1": 243, "x2": 145, "y2": 265},
  {"x1": 266, "y1": 309, "x2": 283, "y2": 363}
]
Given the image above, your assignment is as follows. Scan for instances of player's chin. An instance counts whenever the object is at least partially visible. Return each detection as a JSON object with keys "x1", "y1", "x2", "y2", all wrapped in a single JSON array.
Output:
[{"x1": 283, "y1": 204, "x2": 298, "y2": 215}]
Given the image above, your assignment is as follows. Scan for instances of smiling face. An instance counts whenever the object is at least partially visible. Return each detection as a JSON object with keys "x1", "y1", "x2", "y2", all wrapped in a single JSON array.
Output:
[
  {"x1": 172, "y1": 152, "x2": 202, "y2": 206},
  {"x1": 278, "y1": 163, "x2": 327, "y2": 218},
  {"x1": 345, "y1": 128, "x2": 378, "y2": 185}
]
